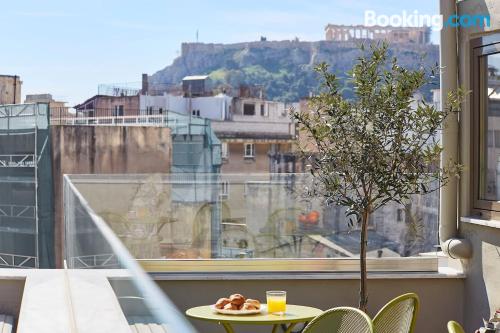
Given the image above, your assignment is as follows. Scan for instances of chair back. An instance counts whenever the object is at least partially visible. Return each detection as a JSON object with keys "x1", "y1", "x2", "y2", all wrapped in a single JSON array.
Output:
[
  {"x1": 373, "y1": 293, "x2": 419, "y2": 333},
  {"x1": 447, "y1": 321, "x2": 465, "y2": 333},
  {"x1": 302, "y1": 307, "x2": 373, "y2": 333}
]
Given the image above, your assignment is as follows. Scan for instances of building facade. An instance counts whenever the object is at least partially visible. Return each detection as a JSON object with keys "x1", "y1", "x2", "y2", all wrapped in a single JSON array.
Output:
[
  {"x1": 141, "y1": 89, "x2": 297, "y2": 173},
  {"x1": 74, "y1": 95, "x2": 140, "y2": 117},
  {"x1": 0, "y1": 75, "x2": 22, "y2": 105},
  {"x1": 212, "y1": 97, "x2": 297, "y2": 173},
  {"x1": 25, "y1": 94, "x2": 72, "y2": 118}
]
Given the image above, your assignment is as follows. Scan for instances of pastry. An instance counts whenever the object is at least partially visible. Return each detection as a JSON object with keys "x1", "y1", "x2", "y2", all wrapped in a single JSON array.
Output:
[
  {"x1": 244, "y1": 299, "x2": 261, "y2": 309},
  {"x1": 223, "y1": 303, "x2": 239, "y2": 310},
  {"x1": 215, "y1": 298, "x2": 231, "y2": 309},
  {"x1": 242, "y1": 303, "x2": 258, "y2": 310},
  {"x1": 229, "y1": 294, "x2": 246, "y2": 306}
]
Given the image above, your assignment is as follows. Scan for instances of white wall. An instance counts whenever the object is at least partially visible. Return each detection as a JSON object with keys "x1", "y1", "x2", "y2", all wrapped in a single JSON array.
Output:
[
  {"x1": 140, "y1": 94, "x2": 231, "y2": 120},
  {"x1": 456, "y1": 1, "x2": 500, "y2": 331}
]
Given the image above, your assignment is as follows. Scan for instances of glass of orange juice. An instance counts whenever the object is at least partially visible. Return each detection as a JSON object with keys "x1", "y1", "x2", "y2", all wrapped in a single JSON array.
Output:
[{"x1": 266, "y1": 291, "x2": 286, "y2": 315}]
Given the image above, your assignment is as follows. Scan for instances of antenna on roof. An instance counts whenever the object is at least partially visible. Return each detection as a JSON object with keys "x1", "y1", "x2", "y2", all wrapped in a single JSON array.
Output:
[{"x1": 196, "y1": 29, "x2": 199, "y2": 43}]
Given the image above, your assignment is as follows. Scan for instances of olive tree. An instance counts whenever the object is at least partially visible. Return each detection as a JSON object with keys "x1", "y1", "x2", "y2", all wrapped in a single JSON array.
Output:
[{"x1": 293, "y1": 43, "x2": 463, "y2": 311}]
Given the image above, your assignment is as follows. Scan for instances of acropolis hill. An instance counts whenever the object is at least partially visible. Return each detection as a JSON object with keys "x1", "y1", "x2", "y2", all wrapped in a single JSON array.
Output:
[{"x1": 152, "y1": 28, "x2": 438, "y2": 102}]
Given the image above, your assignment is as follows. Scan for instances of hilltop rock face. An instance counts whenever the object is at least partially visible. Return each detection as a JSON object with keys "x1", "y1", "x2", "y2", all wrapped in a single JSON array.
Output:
[{"x1": 151, "y1": 40, "x2": 439, "y2": 102}]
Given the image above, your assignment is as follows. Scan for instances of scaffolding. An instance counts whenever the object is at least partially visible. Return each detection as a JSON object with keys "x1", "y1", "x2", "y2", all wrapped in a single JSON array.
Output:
[{"x1": 0, "y1": 103, "x2": 54, "y2": 268}]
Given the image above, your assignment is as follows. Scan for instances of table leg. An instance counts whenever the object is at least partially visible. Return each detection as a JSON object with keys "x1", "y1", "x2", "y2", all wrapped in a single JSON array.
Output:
[
  {"x1": 221, "y1": 322, "x2": 236, "y2": 333},
  {"x1": 283, "y1": 323, "x2": 297, "y2": 333},
  {"x1": 271, "y1": 323, "x2": 297, "y2": 333}
]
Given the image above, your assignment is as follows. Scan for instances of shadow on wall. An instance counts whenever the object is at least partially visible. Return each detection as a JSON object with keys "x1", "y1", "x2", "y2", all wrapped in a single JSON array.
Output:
[{"x1": 461, "y1": 223, "x2": 500, "y2": 332}]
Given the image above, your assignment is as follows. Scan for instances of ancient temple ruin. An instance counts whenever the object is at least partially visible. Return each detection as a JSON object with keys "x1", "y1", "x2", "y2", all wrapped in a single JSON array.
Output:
[{"x1": 325, "y1": 24, "x2": 431, "y2": 45}]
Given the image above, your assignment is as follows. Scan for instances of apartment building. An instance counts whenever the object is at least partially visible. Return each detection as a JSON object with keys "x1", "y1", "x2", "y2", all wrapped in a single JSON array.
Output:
[
  {"x1": 74, "y1": 94, "x2": 140, "y2": 117},
  {"x1": 141, "y1": 76, "x2": 298, "y2": 173},
  {"x1": 25, "y1": 94, "x2": 72, "y2": 118},
  {"x1": 0, "y1": 75, "x2": 22, "y2": 105},
  {"x1": 212, "y1": 96, "x2": 297, "y2": 173}
]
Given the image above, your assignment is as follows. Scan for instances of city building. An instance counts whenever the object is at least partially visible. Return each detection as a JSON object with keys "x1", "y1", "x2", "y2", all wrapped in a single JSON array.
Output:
[
  {"x1": 212, "y1": 96, "x2": 297, "y2": 173},
  {"x1": 74, "y1": 94, "x2": 140, "y2": 117},
  {"x1": 0, "y1": 75, "x2": 22, "y2": 105},
  {"x1": 25, "y1": 94, "x2": 66, "y2": 108},
  {"x1": 25, "y1": 94, "x2": 72, "y2": 118},
  {"x1": 141, "y1": 77, "x2": 298, "y2": 173}
]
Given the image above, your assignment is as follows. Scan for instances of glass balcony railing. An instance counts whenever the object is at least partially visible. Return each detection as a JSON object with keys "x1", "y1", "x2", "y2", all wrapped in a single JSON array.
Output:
[
  {"x1": 64, "y1": 174, "x2": 197, "y2": 333},
  {"x1": 64, "y1": 173, "x2": 439, "y2": 271}
]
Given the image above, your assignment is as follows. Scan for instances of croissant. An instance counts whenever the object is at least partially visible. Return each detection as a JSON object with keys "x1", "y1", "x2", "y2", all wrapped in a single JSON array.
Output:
[
  {"x1": 229, "y1": 293, "x2": 246, "y2": 306},
  {"x1": 215, "y1": 298, "x2": 231, "y2": 309},
  {"x1": 242, "y1": 303, "x2": 258, "y2": 310},
  {"x1": 224, "y1": 303, "x2": 239, "y2": 310},
  {"x1": 245, "y1": 299, "x2": 261, "y2": 309}
]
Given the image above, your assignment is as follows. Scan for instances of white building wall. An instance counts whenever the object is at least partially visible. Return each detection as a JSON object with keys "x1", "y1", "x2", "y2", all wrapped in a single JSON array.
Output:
[{"x1": 140, "y1": 93, "x2": 231, "y2": 120}]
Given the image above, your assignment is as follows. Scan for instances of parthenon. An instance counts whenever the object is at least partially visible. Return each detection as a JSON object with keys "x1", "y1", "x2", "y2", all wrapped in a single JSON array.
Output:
[{"x1": 325, "y1": 24, "x2": 431, "y2": 45}]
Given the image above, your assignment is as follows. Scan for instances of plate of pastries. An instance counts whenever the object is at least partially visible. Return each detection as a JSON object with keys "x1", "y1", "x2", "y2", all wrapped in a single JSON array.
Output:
[{"x1": 213, "y1": 294, "x2": 262, "y2": 315}]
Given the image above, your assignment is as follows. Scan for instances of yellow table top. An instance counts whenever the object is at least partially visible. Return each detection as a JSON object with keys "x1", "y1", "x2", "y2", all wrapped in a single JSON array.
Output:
[{"x1": 186, "y1": 304, "x2": 323, "y2": 325}]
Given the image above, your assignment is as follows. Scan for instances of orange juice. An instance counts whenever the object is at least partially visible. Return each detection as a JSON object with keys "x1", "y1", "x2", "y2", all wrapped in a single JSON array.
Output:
[
  {"x1": 266, "y1": 291, "x2": 286, "y2": 314},
  {"x1": 267, "y1": 297, "x2": 286, "y2": 313}
]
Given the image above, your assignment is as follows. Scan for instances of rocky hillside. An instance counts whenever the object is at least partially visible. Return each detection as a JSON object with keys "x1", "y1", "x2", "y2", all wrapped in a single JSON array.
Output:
[{"x1": 151, "y1": 40, "x2": 439, "y2": 102}]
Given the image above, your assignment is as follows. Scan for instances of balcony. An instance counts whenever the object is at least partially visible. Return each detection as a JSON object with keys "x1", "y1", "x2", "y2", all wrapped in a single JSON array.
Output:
[
  {"x1": 23, "y1": 173, "x2": 459, "y2": 333},
  {"x1": 0, "y1": 2, "x2": 498, "y2": 333}
]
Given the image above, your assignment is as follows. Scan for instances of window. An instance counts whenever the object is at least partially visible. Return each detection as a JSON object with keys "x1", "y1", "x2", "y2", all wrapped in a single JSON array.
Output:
[
  {"x1": 113, "y1": 105, "x2": 124, "y2": 116},
  {"x1": 397, "y1": 208, "x2": 404, "y2": 222},
  {"x1": 219, "y1": 180, "x2": 229, "y2": 199},
  {"x1": 268, "y1": 103, "x2": 277, "y2": 115},
  {"x1": 244, "y1": 143, "x2": 255, "y2": 158},
  {"x1": 192, "y1": 109, "x2": 200, "y2": 117},
  {"x1": 243, "y1": 103, "x2": 255, "y2": 116},
  {"x1": 471, "y1": 34, "x2": 500, "y2": 212},
  {"x1": 260, "y1": 104, "x2": 267, "y2": 116},
  {"x1": 495, "y1": 131, "x2": 500, "y2": 148},
  {"x1": 221, "y1": 142, "x2": 229, "y2": 159}
]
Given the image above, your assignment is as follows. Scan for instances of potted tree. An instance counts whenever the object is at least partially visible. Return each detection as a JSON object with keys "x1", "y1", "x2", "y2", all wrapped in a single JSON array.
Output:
[{"x1": 294, "y1": 43, "x2": 464, "y2": 311}]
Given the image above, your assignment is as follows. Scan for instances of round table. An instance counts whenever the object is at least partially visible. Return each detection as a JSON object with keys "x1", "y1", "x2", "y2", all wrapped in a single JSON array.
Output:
[{"x1": 186, "y1": 304, "x2": 323, "y2": 333}]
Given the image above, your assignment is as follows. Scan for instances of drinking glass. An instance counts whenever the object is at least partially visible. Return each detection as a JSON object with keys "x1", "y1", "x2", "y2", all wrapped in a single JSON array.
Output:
[{"x1": 266, "y1": 291, "x2": 286, "y2": 315}]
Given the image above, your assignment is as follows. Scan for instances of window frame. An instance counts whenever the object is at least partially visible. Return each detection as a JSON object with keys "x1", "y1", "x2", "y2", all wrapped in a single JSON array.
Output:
[
  {"x1": 221, "y1": 142, "x2": 229, "y2": 160},
  {"x1": 219, "y1": 180, "x2": 229, "y2": 200},
  {"x1": 243, "y1": 103, "x2": 255, "y2": 116},
  {"x1": 244, "y1": 143, "x2": 255, "y2": 158},
  {"x1": 260, "y1": 103, "x2": 268, "y2": 117},
  {"x1": 471, "y1": 34, "x2": 500, "y2": 214},
  {"x1": 114, "y1": 105, "x2": 124, "y2": 117}
]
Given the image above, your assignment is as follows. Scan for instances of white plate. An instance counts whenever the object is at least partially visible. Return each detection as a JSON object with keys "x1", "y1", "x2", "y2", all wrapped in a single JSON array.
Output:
[{"x1": 212, "y1": 304, "x2": 265, "y2": 315}]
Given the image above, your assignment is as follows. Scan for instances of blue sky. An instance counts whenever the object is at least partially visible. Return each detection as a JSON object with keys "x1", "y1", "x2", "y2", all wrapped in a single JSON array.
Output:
[{"x1": 0, "y1": 0, "x2": 439, "y2": 106}]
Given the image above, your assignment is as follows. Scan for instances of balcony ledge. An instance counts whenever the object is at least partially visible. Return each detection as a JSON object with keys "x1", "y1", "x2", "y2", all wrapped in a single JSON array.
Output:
[
  {"x1": 150, "y1": 266, "x2": 465, "y2": 281},
  {"x1": 461, "y1": 216, "x2": 500, "y2": 229}
]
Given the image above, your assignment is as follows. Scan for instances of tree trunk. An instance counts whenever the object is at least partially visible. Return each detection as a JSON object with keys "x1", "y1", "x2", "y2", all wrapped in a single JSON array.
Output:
[{"x1": 359, "y1": 209, "x2": 370, "y2": 312}]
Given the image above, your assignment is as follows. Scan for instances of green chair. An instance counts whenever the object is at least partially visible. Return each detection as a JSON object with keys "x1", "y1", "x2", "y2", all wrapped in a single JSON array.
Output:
[
  {"x1": 302, "y1": 307, "x2": 373, "y2": 333},
  {"x1": 447, "y1": 321, "x2": 466, "y2": 333},
  {"x1": 373, "y1": 293, "x2": 419, "y2": 333}
]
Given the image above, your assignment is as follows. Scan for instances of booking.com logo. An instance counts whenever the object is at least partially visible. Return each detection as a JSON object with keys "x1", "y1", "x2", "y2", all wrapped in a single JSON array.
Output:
[{"x1": 365, "y1": 10, "x2": 491, "y2": 31}]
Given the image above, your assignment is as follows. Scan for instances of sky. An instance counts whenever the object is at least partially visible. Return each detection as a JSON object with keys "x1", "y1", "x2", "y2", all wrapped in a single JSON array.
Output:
[{"x1": 0, "y1": 0, "x2": 439, "y2": 106}]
